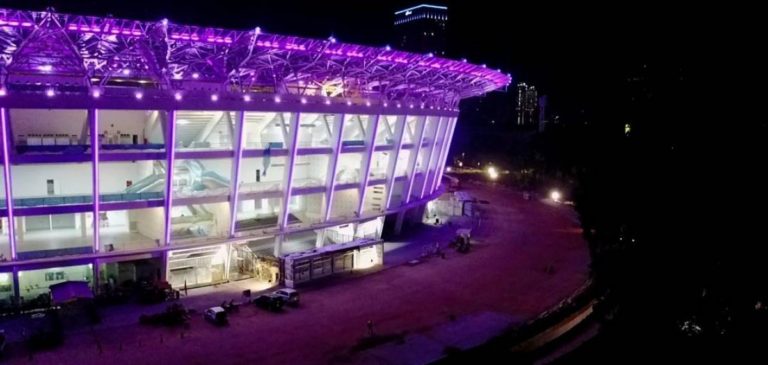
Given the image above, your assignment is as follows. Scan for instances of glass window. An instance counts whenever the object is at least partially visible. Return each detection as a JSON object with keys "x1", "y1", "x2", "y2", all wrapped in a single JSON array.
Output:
[
  {"x1": 291, "y1": 155, "x2": 329, "y2": 188},
  {"x1": 394, "y1": 149, "x2": 411, "y2": 177},
  {"x1": 100, "y1": 161, "x2": 166, "y2": 202},
  {"x1": 170, "y1": 202, "x2": 231, "y2": 244},
  {"x1": 328, "y1": 187, "x2": 359, "y2": 221},
  {"x1": 0, "y1": 271, "x2": 13, "y2": 306},
  {"x1": 10, "y1": 109, "x2": 90, "y2": 156},
  {"x1": 238, "y1": 156, "x2": 286, "y2": 195},
  {"x1": 18, "y1": 264, "x2": 93, "y2": 303},
  {"x1": 171, "y1": 159, "x2": 232, "y2": 199},
  {"x1": 235, "y1": 197, "x2": 282, "y2": 235},
  {"x1": 335, "y1": 153, "x2": 364, "y2": 184},
  {"x1": 362, "y1": 184, "x2": 386, "y2": 215},
  {"x1": 297, "y1": 113, "x2": 337, "y2": 148},
  {"x1": 368, "y1": 151, "x2": 391, "y2": 181},
  {"x1": 243, "y1": 112, "x2": 290, "y2": 149},
  {"x1": 99, "y1": 110, "x2": 166, "y2": 152},
  {"x1": 12, "y1": 162, "x2": 92, "y2": 207},
  {"x1": 99, "y1": 207, "x2": 165, "y2": 252},
  {"x1": 175, "y1": 110, "x2": 236, "y2": 151},
  {"x1": 287, "y1": 192, "x2": 326, "y2": 228},
  {"x1": 341, "y1": 115, "x2": 371, "y2": 145},
  {"x1": 374, "y1": 115, "x2": 401, "y2": 146},
  {"x1": 167, "y1": 245, "x2": 228, "y2": 288},
  {"x1": 15, "y1": 213, "x2": 93, "y2": 260}
]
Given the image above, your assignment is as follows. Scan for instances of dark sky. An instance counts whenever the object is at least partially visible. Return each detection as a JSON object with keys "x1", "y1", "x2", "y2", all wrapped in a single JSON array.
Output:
[{"x1": 0, "y1": 0, "x2": 703, "y2": 120}]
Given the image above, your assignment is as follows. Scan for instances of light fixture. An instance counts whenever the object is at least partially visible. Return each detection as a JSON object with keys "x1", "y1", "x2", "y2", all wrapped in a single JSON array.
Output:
[
  {"x1": 46, "y1": 88, "x2": 55, "y2": 97},
  {"x1": 385, "y1": 45, "x2": 391, "y2": 51},
  {"x1": 325, "y1": 99, "x2": 331, "y2": 105},
  {"x1": 92, "y1": 89, "x2": 101, "y2": 98},
  {"x1": 210, "y1": 94, "x2": 218, "y2": 101},
  {"x1": 243, "y1": 94, "x2": 251, "y2": 102},
  {"x1": 135, "y1": 91, "x2": 143, "y2": 100},
  {"x1": 346, "y1": 100, "x2": 352, "y2": 106},
  {"x1": 0, "y1": 88, "x2": 6, "y2": 97},
  {"x1": 122, "y1": 69, "x2": 131, "y2": 76},
  {"x1": 550, "y1": 190, "x2": 561, "y2": 202},
  {"x1": 192, "y1": 72, "x2": 200, "y2": 79},
  {"x1": 38, "y1": 64, "x2": 53, "y2": 72},
  {"x1": 301, "y1": 97, "x2": 307, "y2": 104},
  {"x1": 274, "y1": 96, "x2": 281, "y2": 103},
  {"x1": 487, "y1": 166, "x2": 498, "y2": 180},
  {"x1": 177, "y1": 119, "x2": 190, "y2": 125},
  {"x1": 365, "y1": 101, "x2": 371, "y2": 107},
  {"x1": 174, "y1": 92, "x2": 182, "y2": 101}
]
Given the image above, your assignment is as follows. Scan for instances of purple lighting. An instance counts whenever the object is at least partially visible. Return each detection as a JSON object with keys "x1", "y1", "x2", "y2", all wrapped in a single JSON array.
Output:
[
  {"x1": 0, "y1": 88, "x2": 6, "y2": 97},
  {"x1": 211, "y1": 94, "x2": 219, "y2": 102},
  {"x1": 45, "y1": 88, "x2": 55, "y2": 97},
  {"x1": 174, "y1": 92, "x2": 182, "y2": 101},
  {"x1": 135, "y1": 91, "x2": 143, "y2": 100},
  {"x1": 0, "y1": 108, "x2": 17, "y2": 260},
  {"x1": 243, "y1": 94, "x2": 251, "y2": 102}
]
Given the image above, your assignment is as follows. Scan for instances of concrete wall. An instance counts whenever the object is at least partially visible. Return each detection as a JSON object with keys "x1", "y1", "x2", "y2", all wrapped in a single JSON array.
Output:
[
  {"x1": 330, "y1": 188, "x2": 359, "y2": 219},
  {"x1": 11, "y1": 163, "x2": 92, "y2": 197},
  {"x1": 293, "y1": 155, "x2": 329, "y2": 184},
  {"x1": 98, "y1": 110, "x2": 160, "y2": 143},
  {"x1": 100, "y1": 160, "x2": 157, "y2": 193},
  {"x1": 128, "y1": 207, "x2": 165, "y2": 244},
  {"x1": 10, "y1": 109, "x2": 87, "y2": 140}
]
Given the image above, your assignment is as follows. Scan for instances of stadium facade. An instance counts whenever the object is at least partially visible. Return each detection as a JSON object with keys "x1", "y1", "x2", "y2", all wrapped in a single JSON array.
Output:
[{"x1": 0, "y1": 8, "x2": 508, "y2": 304}]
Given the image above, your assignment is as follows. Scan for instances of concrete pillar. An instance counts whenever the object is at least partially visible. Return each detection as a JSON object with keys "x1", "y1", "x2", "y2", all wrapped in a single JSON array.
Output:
[
  {"x1": 16, "y1": 217, "x2": 24, "y2": 241},
  {"x1": 80, "y1": 213, "x2": 87, "y2": 239},
  {"x1": 12, "y1": 266, "x2": 20, "y2": 301},
  {"x1": 315, "y1": 230, "x2": 325, "y2": 248},
  {"x1": 273, "y1": 234, "x2": 282, "y2": 257},
  {"x1": 393, "y1": 210, "x2": 406, "y2": 235},
  {"x1": 160, "y1": 251, "x2": 168, "y2": 282},
  {"x1": 91, "y1": 259, "x2": 99, "y2": 293}
]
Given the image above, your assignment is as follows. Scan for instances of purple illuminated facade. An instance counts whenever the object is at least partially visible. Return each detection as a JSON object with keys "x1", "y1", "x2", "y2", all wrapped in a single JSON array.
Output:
[{"x1": 0, "y1": 8, "x2": 508, "y2": 299}]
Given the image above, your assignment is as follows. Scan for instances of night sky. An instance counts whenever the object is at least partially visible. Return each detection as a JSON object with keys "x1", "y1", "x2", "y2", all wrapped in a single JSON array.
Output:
[{"x1": 0, "y1": 0, "x2": 697, "y2": 117}]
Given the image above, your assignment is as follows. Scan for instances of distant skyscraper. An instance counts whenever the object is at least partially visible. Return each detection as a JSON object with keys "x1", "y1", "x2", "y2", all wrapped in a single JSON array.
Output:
[
  {"x1": 393, "y1": 4, "x2": 448, "y2": 56},
  {"x1": 516, "y1": 83, "x2": 538, "y2": 126},
  {"x1": 538, "y1": 95, "x2": 548, "y2": 132}
]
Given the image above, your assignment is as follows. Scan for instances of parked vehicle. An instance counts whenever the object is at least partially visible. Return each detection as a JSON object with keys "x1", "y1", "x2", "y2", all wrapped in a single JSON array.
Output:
[
  {"x1": 272, "y1": 288, "x2": 300, "y2": 307},
  {"x1": 203, "y1": 306, "x2": 228, "y2": 325},
  {"x1": 253, "y1": 294, "x2": 285, "y2": 312}
]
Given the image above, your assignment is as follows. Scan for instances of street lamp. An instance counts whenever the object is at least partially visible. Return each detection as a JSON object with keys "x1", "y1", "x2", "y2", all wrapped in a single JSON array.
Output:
[
  {"x1": 487, "y1": 166, "x2": 498, "y2": 180},
  {"x1": 550, "y1": 190, "x2": 561, "y2": 202}
]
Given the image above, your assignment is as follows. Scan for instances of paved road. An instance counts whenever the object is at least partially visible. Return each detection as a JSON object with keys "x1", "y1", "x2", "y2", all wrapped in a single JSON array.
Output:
[{"x1": 2, "y1": 182, "x2": 589, "y2": 364}]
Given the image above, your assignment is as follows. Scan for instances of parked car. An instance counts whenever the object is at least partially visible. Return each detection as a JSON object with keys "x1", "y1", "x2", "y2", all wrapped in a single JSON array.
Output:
[
  {"x1": 253, "y1": 294, "x2": 285, "y2": 311},
  {"x1": 272, "y1": 288, "x2": 300, "y2": 307},
  {"x1": 203, "y1": 306, "x2": 228, "y2": 325}
]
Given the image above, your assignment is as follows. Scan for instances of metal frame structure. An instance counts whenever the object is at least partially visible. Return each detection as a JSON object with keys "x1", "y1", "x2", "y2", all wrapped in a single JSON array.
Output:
[{"x1": 0, "y1": 8, "x2": 509, "y2": 109}]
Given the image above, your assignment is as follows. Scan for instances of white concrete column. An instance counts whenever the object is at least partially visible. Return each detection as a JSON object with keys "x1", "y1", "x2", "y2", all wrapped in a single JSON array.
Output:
[
  {"x1": 355, "y1": 114, "x2": 380, "y2": 217},
  {"x1": 402, "y1": 116, "x2": 427, "y2": 204},
  {"x1": 384, "y1": 115, "x2": 407, "y2": 210},
  {"x1": 323, "y1": 114, "x2": 345, "y2": 221}
]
